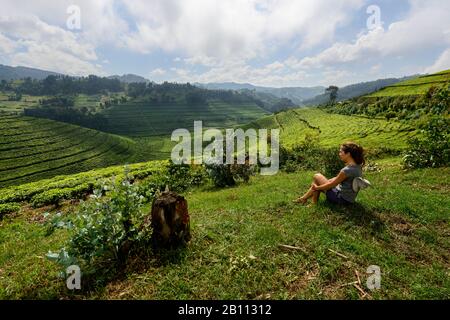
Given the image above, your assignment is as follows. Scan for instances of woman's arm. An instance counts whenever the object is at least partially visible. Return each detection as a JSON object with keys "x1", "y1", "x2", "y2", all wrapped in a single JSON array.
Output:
[{"x1": 313, "y1": 171, "x2": 347, "y2": 192}]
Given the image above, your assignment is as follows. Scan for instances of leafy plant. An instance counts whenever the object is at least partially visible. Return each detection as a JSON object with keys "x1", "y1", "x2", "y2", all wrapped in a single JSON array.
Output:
[
  {"x1": 46, "y1": 172, "x2": 151, "y2": 276},
  {"x1": 0, "y1": 203, "x2": 21, "y2": 216},
  {"x1": 403, "y1": 117, "x2": 450, "y2": 169},
  {"x1": 280, "y1": 135, "x2": 343, "y2": 177},
  {"x1": 205, "y1": 155, "x2": 256, "y2": 188}
]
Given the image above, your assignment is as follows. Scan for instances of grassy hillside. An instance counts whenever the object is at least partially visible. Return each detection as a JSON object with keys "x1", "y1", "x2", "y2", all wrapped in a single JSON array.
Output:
[
  {"x1": 0, "y1": 104, "x2": 447, "y2": 299},
  {"x1": 367, "y1": 70, "x2": 450, "y2": 97},
  {"x1": 0, "y1": 115, "x2": 135, "y2": 187},
  {"x1": 0, "y1": 158, "x2": 448, "y2": 299},
  {"x1": 303, "y1": 76, "x2": 416, "y2": 105},
  {"x1": 243, "y1": 108, "x2": 417, "y2": 150}
]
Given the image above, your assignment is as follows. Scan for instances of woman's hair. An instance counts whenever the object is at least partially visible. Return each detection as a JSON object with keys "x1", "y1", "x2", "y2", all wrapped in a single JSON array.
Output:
[{"x1": 341, "y1": 142, "x2": 365, "y2": 166}]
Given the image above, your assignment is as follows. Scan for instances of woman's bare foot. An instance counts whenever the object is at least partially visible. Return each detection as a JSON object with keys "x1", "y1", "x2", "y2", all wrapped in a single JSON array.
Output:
[{"x1": 293, "y1": 197, "x2": 308, "y2": 205}]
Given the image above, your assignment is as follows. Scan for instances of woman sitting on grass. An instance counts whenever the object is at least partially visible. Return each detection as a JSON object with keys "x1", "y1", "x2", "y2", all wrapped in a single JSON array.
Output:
[{"x1": 294, "y1": 142, "x2": 365, "y2": 206}]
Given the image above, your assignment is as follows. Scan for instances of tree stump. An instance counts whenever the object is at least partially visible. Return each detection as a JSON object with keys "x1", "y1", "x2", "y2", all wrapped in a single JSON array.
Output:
[{"x1": 149, "y1": 191, "x2": 191, "y2": 249}]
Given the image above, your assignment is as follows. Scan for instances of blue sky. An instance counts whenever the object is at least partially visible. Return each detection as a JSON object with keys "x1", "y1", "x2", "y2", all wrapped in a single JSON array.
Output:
[{"x1": 0, "y1": 0, "x2": 449, "y2": 87}]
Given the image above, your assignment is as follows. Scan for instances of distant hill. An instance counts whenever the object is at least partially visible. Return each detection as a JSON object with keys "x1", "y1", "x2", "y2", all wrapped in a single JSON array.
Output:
[
  {"x1": 108, "y1": 74, "x2": 149, "y2": 83},
  {"x1": 317, "y1": 69, "x2": 450, "y2": 119},
  {"x1": 195, "y1": 82, "x2": 324, "y2": 104},
  {"x1": 366, "y1": 69, "x2": 450, "y2": 97},
  {"x1": 302, "y1": 76, "x2": 418, "y2": 105},
  {"x1": 0, "y1": 64, "x2": 61, "y2": 81}
]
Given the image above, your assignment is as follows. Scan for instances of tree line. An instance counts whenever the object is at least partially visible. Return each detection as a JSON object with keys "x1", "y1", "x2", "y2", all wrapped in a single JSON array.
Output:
[{"x1": 2, "y1": 75, "x2": 123, "y2": 96}]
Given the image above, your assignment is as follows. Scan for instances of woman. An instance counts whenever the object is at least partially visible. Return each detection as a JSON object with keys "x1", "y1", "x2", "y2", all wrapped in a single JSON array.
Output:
[{"x1": 294, "y1": 142, "x2": 365, "y2": 206}]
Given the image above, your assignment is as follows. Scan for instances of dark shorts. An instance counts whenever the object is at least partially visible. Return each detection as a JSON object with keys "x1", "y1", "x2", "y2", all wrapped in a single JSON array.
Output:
[{"x1": 326, "y1": 188, "x2": 351, "y2": 205}]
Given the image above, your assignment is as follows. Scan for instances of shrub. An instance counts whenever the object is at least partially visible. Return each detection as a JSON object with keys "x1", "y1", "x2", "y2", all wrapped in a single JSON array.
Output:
[
  {"x1": 205, "y1": 155, "x2": 256, "y2": 188},
  {"x1": 0, "y1": 203, "x2": 21, "y2": 216},
  {"x1": 31, "y1": 189, "x2": 68, "y2": 208},
  {"x1": 46, "y1": 173, "x2": 151, "y2": 276},
  {"x1": 137, "y1": 161, "x2": 208, "y2": 200},
  {"x1": 30, "y1": 183, "x2": 93, "y2": 208},
  {"x1": 403, "y1": 117, "x2": 450, "y2": 169},
  {"x1": 280, "y1": 135, "x2": 343, "y2": 177}
]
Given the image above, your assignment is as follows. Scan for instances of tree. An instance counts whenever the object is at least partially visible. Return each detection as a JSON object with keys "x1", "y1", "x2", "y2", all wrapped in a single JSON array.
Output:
[{"x1": 326, "y1": 86, "x2": 339, "y2": 104}]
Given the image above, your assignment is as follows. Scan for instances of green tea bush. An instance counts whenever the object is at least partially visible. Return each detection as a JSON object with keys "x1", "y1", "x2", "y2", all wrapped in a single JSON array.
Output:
[
  {"x1": 205, "y1": 155, "x2": 256, "y2": 188},
  {"x1": 137, "y1": 161, "x2": 208, "y2": 200},
  {"x1": 31, "y1": 183, "x2": 94, "y2": 208},
  {"x1": 403, "y1": 117, "x2": 450, "y2": 169},
  {"x1": 280, "y1": 135, "x2": 343, "y2": 177},
  {"x1": 0, "y1": 203, "x2": 21, "y2": 216}
]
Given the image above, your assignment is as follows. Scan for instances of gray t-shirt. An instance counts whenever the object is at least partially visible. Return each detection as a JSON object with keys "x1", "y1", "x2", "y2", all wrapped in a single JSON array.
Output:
[{"x1": 336, "y1": 164, "x2": 362, "y2": 203}]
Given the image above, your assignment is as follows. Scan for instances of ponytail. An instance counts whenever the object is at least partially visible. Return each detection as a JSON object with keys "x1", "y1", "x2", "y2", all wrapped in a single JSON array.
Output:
[{"x1": 341, "y1": 142, "x2": 365, "y2": 166}]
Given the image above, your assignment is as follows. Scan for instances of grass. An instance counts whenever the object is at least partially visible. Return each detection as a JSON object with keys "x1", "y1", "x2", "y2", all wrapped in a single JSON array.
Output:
[{"x1": 0, "y1": 158, "x2": 448, "y2": 299}]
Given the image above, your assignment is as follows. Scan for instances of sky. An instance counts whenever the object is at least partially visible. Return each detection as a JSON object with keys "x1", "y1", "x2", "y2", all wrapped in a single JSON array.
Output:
[{"x1": 0, "y1": 0, "x2": 449, "y2": 88}]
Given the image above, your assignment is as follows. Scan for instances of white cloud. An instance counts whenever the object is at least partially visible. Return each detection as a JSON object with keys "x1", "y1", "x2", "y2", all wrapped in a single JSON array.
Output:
[
  {"x1": 11, "y1": 41, "x2": 103, "y2": 75},
  {"x1": 425, "y1": 48, "x2": 450, "y2": 74},
  {"x1": 293, "y1": 0, "x2": 450, "y2": 69},
  {"x1": 149, "y1": 68, "x2": 167, "y2": 77},
  {"x1": 121, "y1": 0, "x2": 364, "y2": 60},
  {"x1": 0, "y1": 0, "x2": 129, "y2": 46},
  {"x1": 165, "y1": 59, "x2": 308, "y2": 87},
  {"x1": 0, "y1": 14, "x2": 102, "y2": 75},
  {"x1": 0, "y1": 32, "x2": 17, "y2": 54}
]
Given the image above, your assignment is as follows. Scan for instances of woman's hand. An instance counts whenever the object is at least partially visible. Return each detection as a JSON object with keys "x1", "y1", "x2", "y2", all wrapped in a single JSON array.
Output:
[{"x1": 312, "y1": 183, "x2": 319, "y2": 191}]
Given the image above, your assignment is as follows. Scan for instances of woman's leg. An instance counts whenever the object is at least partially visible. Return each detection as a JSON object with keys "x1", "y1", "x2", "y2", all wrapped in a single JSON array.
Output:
[
  {"x1": 311, "y1": 173, "x2": 328, "y2": 204},
  {"x1": 295, "y1": 173, "x2": 329, "y2": 204}
]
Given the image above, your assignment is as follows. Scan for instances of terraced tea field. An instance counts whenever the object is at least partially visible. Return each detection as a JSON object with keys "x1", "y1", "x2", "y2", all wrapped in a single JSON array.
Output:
[
  {"x1": 243, "y1": 108, "x2": 417, "y2": 150},
  {"x1": 101, "y1": 100, "x2": 270, "y2": 137},
  {"x1": 0, "y1": 160, "x2": 168, "y2": 213},
  {"x1": 0, "y1": 115, "x2": 135, "y2": 187},
  {"x1": 367, "y1": 70, "x2": 450, "y2": 97}
]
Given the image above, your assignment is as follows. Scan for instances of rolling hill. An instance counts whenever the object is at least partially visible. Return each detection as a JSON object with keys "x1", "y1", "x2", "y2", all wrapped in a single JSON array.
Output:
[
  {"x1": 366, "y1": 70, "x2": 450, "y2": 97},
  {"x1": 302, "y1": 76, "x2": 418, "y2": 105},
  {"x1": 321, "y1": 69, "x2": 450, "y2": 119},
  {"x1": 0, "y1": 64, "x2": 61, "y2": 81},
  {"x1": 101, "y1": 99, "x2": 270, "y2": 137},
  {"x1": 242, "y1": 107, "x2": 417, "y2": 151},
  {"x1": 195, "y1": 82, "x2": 324, "y2": 104}
]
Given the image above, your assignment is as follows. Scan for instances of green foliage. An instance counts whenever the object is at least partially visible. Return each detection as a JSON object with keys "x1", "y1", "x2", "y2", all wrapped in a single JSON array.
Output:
[
  {"x1": 0, "y1": 161, "x2": 168, "y2": 207},
  {"x1": 30, "y1": 183, "x2": 93, "y2": 208},
  {"x1": 280, "y1": 135, "x2": 343, "y2": 177},
  {"x1": 403, "y1": 117, "x2": 450, "y2": 169},
  {"x1": 12, "y1": 75, "x2": 122, "y2": 96},
  {"x1": 47, "y1": 174, "x2": 151, "y2": 274},
  {"x1": 205, "y1": 157, "x2": 256, "y2": 188},
  {"x1": 0, "y1": 203, "x2": 20, "y2": 216},
  {"x1": 326, "y1": 86, "x2": 339, "y2": 104},
  {"x1": 39, "y1": 95, "x2": 75, "y2": 108},
  {"x1": 137, "y1": 161, "x2": 208, "y2": 201},
  {"x1": 7, "y1": 93, "x2": 22, "y2": 101},
  {"x1": 324, "y1": 75, "x2": 449, "y2": 120}
]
